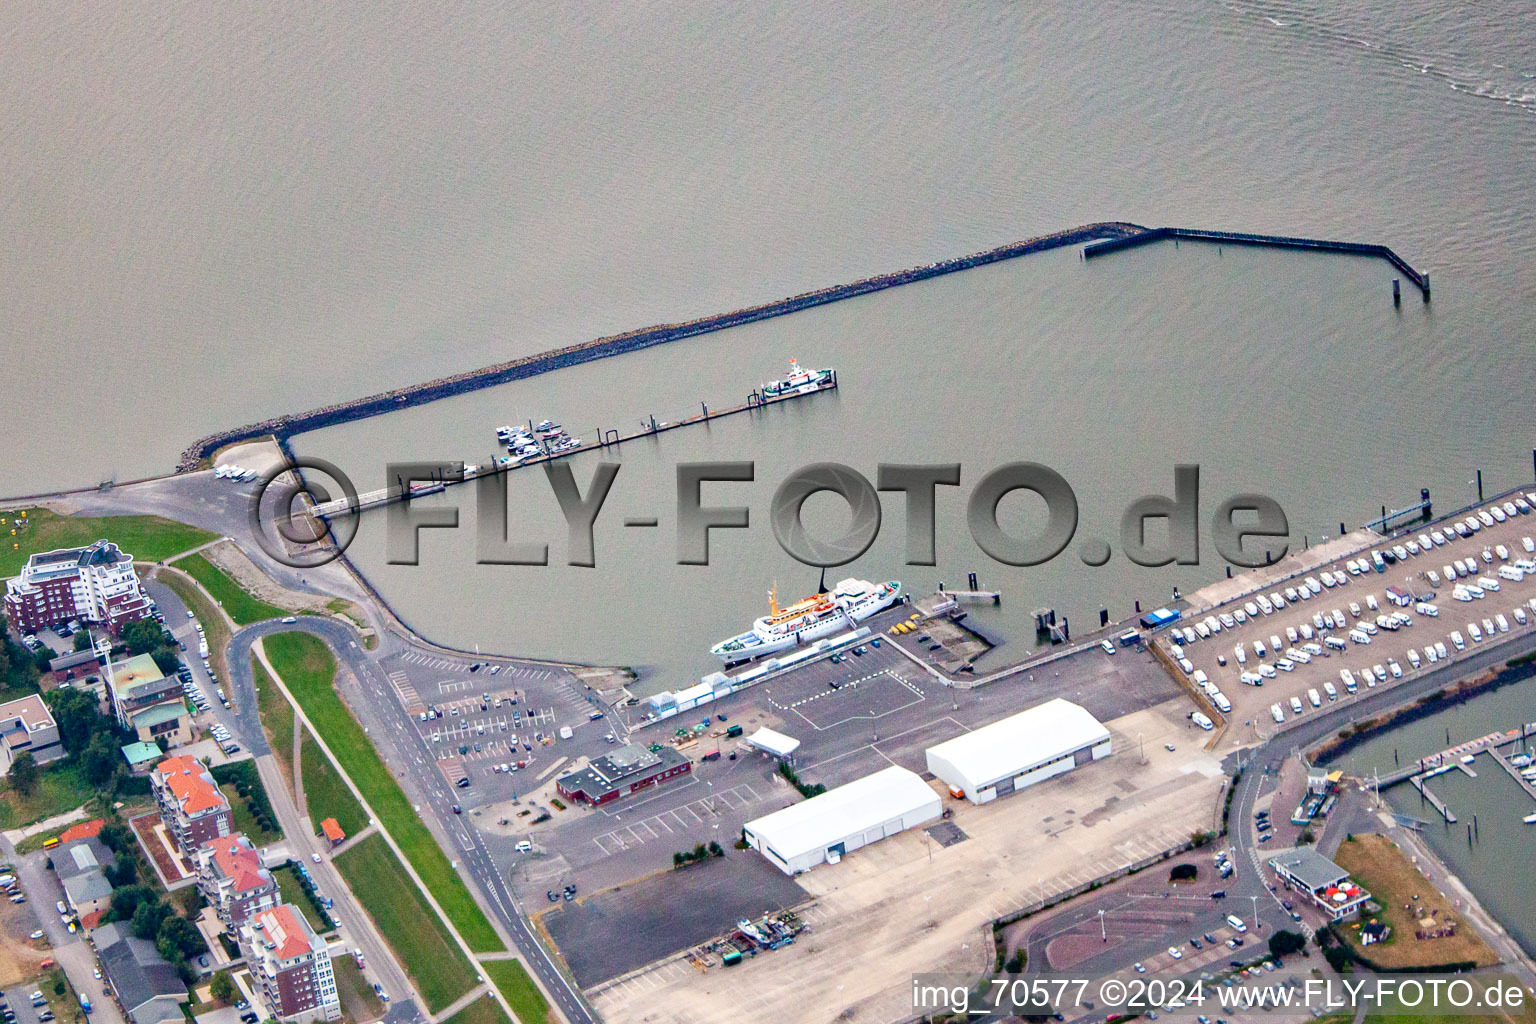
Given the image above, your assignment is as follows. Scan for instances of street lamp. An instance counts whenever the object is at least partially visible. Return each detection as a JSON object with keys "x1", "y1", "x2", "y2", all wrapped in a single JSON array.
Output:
[
  {"x1": 1251, "y1": 894, "x2": 1261, "y2": 933},
  {"x1": 1098, "y1": 908, "x2": 1107, "y2": 943}
]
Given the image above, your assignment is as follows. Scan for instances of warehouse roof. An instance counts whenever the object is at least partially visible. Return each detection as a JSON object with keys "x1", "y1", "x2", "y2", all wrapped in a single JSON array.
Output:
[
  {"x1": 925, "y1": 698, "x2": 1109, "y2": 786},
  {"x1": 745, "y1": 766, "x2": 938, "y2": 861}
]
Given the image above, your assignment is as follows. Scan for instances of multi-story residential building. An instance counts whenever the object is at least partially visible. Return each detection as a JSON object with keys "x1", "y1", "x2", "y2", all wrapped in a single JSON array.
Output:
[
  {"x1": 149, "y1": 755, "x2": 232, "y2": 856},
  {"x1": 195, "y1": 833, "x2": 279, "y2": 926},
  {"x1": 195, "y1": 832, "x2": 278, "y2": 924},
  {"x1": 0, "y1": 694, "x2": 63, "y2": 770},
  {"x1": 239, "y1": 905, "x2": 340, "y2": 1022},
  {"x1": 105, "y1": 654, "x2": 191, "y2": 746},
  {"x1": 3, "y1": 540, "x2": 151, "y2": 636}
]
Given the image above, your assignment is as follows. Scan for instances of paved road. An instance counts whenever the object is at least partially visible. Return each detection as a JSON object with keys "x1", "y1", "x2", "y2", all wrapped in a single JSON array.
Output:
[
  {"x1": 0, "y1": 836, "x2": 123, "y2": 1024},
  {"x1": 227, "y1": 619, "x2": 595, "y2": 1024},
  {"x1": 1223, "y1": 623, "x2": 1536, "y2": 989}
]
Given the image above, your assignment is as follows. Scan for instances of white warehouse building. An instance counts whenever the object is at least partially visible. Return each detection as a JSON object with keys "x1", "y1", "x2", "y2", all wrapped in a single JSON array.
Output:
[
  {"x1": 743, "y1": 765, "x2": 941, "y2": 875},
  {"x1": 925, "y1": 698, "x2": 1111, "y2": 804}
]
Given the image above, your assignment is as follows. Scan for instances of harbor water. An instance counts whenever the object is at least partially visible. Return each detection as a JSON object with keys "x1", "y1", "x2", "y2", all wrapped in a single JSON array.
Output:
[{"x1": 1330, "y1": 672, "x2": 1536, "y2": 956}]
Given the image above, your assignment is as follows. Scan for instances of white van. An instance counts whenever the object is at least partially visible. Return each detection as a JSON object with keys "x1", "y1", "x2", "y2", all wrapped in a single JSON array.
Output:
[
  {"x1": 1227, "y1": 914, "x2": 1248, "y2": 933},
  {"x1": 1307, "y1": 688, "x2": 1322, "y2": 707},
  {"x1": 1426, "y1": 644, "x2": 1439, "y2": 663},
  {"x1": 1258, "y1": 664, "x2": 1276, "y2": 679},
  {"x1": 1451, "y1": 631, "x2": 1466, "y2": 650},
  {"x1": 1407, "y1": 649, "x2": 1421, "y2": 669},
  {"x1": 1299, "y1": 623, "x2": 1315, "y2": 640},
  {"x1": 1495, "y1": 614, "x2": 1509, "y2": 633},
  {"x1": 1416, "y1": 602, "x2": 1439, "y2": 617},
  {"x1": 1323, "y1": 681, "x2": 1338, "y2": 701},
  {"x1": 1179, "y1": 658, "x2": 1195, "y2": 674},
  {"x1": 1234, "y1": 646, "x2": 1247, "y2": 665},
  {"x1": 1285, "y1": 626, "x2": 1299, "y2": 644},
  {"x1": 1477, "y1": 575, "x2": 1500, "y2": 592},
  {"x1": 1253, "y1": 641, "x2": 1266, "y2": 659},
  {"x1": 1324, "y1": 635, "x2": 1348, "y2": 651},
  {"x1": 1498, "y1": 565, "x2": 1524, "y2": 582},
  {"x1": 1212, "y1": 692, "x2": 1232, "y2": 714},
  {"x1": 1270, "y1": 703, "x2": 1285, "y2": 723},
  {"x1": 1435, "y1": 640, "x2": 1449, "y2": 659},
  {"x1": 1192, "y1": 669, "x2": 1209, "y2": 687},
  {"x1": 1515, "y1": 607, "x2": 1529, "y2": 627},
  {"x1": 1191, "y1": 712, "x2": 1214, "y2": 731},
  {"x1": 1339, "y1": 668, "x2": 1356, "y2": 690},
  {"x1": 1365, "y1": 594, "x2": 1379, "y2": 611},
  {"x1": 1289, "y1": 695, "x2": 1304, "y2": 714}
]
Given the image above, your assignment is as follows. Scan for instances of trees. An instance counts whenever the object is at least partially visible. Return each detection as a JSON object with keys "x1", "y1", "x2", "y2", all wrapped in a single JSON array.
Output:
[
  {"x1": 209, "y1": 972, "x2": 235, "y2": 1004},
  {"x1": 110, "y1": 884, "x2": 158, "y2": 922},
  {"x1": 131, "y1": 898, "x2": 173, "y2": 941},
  {"x1": 151, "y1": 648, "x2": 181, "y2": 676},
  {"x1": 154, "y1": 914, "x2": 205, "y2": 964},
  {"x1": 73, "y1": 630, "x2": 93, "y2": 652},
  {"x1": 46, "y1": 687, "x2": 108, "y2": 753},
  {"x1": 121, "y1": 620, "x2": 164, "y2": 657},
  {"x1": 8, "y1": 751, "x2": 38, "y2": 796},
  {"x1": 1268, "y1": 929, "x2": 1307, "y2": 958},
  {"x1": 1170, "y1": 863, "x2": 1198, "y2": 882},
  {"x1": 83, "y1": 732, "x2": 121, "y2": 787},
  {"x1": 99, "y1": 823, "x2": 131, "y2": 853}
]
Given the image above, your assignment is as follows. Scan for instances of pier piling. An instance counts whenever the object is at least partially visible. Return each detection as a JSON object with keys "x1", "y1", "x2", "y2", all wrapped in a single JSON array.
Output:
[{"x1": 1393, "y1": 279, "x2": 1401, "y2": 305}]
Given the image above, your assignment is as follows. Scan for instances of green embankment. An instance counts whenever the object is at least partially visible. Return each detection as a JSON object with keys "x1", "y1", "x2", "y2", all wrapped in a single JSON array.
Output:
[
  {"x1": 334, "y1": 834, "x2": 480, "y2": 1012},
  {"x1": 173, "y1": 553, "x2": 292, "y2": 625},
  {"x1": 483, "y1": 959, "x2": 550, "y2": 1024},
  {"x1": 262, "y1": 631, "x2": 504, "y2": 952}
]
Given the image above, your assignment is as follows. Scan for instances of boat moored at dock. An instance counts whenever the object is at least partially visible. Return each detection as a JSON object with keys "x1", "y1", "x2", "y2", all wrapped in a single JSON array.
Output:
[{"x1": 711, "y1": 578, "x2": 902, "y2": 664}]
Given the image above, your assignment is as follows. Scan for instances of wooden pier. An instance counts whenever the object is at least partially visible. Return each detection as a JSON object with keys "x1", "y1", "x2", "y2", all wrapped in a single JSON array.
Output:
[
  {"x1": 1410, "y1": 774, "x2": 1457, "y2": 823},
  {"x1": 305, "y1": 374, "x2": 837, "y2": 520}
]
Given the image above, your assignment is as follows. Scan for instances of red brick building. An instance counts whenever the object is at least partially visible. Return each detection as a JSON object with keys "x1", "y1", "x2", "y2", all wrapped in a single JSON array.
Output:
[
  {"x1": 149, "y1": 756, "x2": 233, "y2": 856},
  {"x1": 195, "y1": 833, "x2": 279, "y2": 927},
  {"x1": 239, "y1": 905, "x2": 340, "y2": 1022},
  {"x1": 555, "y1": 743, "x2": 692, "y2": 806},
  {"x1": 3, "y1": 540, "x2": 151, "y2": 636}
]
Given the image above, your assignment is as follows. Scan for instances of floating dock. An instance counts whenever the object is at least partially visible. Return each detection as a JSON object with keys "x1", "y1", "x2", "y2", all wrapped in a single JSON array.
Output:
[{"x1": 305, "y1": 373, "x2": 836, "y2": 520}]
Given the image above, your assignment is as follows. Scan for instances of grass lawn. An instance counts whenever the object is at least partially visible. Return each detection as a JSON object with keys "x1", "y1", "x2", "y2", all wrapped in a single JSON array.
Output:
[
  {"x1": 0, "y1": 760, "x2": 94, "y2": 829},
  {"x1": 253, "y1": 657, "x2": 296, "y2": 792},
  {"x1": 335, "y1": 834, "x2": 479, "y2": 1013},
  {"x1": 272, "y1": 864, "x2": 329, "y2": 933},
  {"x1": 159, "y1": 569, "x2": 231, "y2": 681},
  {"x1": 300, "y1": 730, "x2": 367, "y2": 837},
  {"x1": 173, "y1": 553, "x2": 291, "y2": 625},
  {"x1": 483, "y1": 959, "x2": 549, "y2": 1024},
  {"x1": 440, "y1": 995, "x2": 510, "y2": 1024},
  {"x1": 1333, "y1": 833, "x2": 1499, "y2": 968},
  {"x1": 264, "y1": 632, "x2": 503, "y2": 952},
  {"x1": 0, "y1": 508, "x2": 215, "y2": 578},
  {"x1": 220, "y1": 783, "x2": 283, "y2": 845},
  {"x1": 332, "y1": 955, "x2": 384, "y2": 1023}
]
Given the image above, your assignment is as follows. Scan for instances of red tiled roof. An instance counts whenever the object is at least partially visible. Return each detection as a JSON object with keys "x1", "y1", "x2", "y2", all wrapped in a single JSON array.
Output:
[
  {"x1": 80, "y1": 909, "x2": 105, "y2": 931},
  {"x1": 58, "y1": 819, "x2": 105, "y2": 844},
  {"x1": 203, "y1": 834, "x2": 270, "y2": 893},
  {"x1": 320, "y1": 818, "x2": 345, "y2": 842},
  {"x1": 156, "y1": 755, "x2": 227, "y2": 815},
  {"x1": 261, "y1": 905, "x2": 313, "y2": 960}
]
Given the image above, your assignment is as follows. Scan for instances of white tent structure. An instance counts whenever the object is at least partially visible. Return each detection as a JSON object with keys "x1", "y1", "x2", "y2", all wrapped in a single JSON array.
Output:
[
  {"x1": 925, "y1": 698, "x2": 1111, "y2": 804},
  {"x1": 744, "y1": 766, "x2": 941, "y2": 875},
  {"x1": 743, "y1": 727, "x2": 800, "y2": 759}
]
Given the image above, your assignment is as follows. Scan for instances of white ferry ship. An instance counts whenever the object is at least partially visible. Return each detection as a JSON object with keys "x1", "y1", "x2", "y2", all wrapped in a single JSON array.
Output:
[
  {"x1": 761, "y1": 359, "x2": 834, "y2": 398},
  {"x1": 710, "y1": 577, "x2": 902, "y2": 663}
]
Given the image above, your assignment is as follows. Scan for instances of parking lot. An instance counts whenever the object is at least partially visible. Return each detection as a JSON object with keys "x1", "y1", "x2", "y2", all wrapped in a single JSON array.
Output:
[
  {"x1": 378, "y1": 646, "x2": 613, "y2": 807},
  {"x1": 1167, "y1": 491, "x2": 1536, "y2": 742}
]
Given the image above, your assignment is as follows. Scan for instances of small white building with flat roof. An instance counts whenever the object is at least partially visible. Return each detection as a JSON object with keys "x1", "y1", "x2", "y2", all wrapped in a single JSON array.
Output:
[
  {"x1": 925, "y1": 698, "x2": 1111, "y2": 804},
  {"x1": 744, "y1": 765, "x2": 941, "y2": 875}
]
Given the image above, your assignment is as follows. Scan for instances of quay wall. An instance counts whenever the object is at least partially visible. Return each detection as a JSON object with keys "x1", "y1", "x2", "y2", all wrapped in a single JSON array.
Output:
[
  {"x1": 1083, "y1": 227, "x2": 1431, "y2": 295},
  {"x1": 175, "y1": 221, "x2": 1144, "y2": 470}
]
